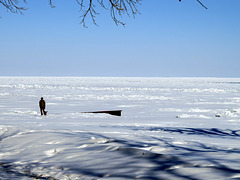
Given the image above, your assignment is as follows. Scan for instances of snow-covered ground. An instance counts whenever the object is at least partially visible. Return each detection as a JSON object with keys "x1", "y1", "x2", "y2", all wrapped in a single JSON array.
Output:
[{"x1": 1, "y1": 77, "x2": 240, "y2": 179}]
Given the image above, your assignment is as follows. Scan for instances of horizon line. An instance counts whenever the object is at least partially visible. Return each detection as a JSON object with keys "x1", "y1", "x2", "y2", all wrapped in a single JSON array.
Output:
[{"x1": 1, "y1": 76, "x2": 240, "y2": 79}]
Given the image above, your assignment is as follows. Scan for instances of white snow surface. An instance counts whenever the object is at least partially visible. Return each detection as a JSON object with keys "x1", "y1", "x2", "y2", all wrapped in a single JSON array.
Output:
[{"x1": 1, "y1": 77, "x2": 240, "y2": 179}]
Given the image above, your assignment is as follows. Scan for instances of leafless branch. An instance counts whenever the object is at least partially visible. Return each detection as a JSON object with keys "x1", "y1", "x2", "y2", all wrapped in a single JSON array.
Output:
[
  {"x1": 0, "y1": 0, "x2": 207, "y2": 27},
  {"x1": 196, "y1": 0, "x2": 207, "y2": 9},
  {"x1": 0, "y1": 0, "x2": 27, "y2": 14},
  {"x1": 76, "y1": 0, "x2": 141, "y2": 27},
  {"x1": 49, "y1": 0, "x2": 55, "y2": 8},
  {"x1": 79, "y1": 0, "x2": 100, "y2": 27},
  {"x1": 179, "y1": 0, "x2": 207, "y2": 9},
  {"x1": 108, "y1": 0, "x2": 141, "y2": 26}
]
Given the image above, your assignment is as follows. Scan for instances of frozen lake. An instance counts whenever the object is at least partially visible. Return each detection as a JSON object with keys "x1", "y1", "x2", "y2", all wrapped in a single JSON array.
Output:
[{"x1": 1, "y1": 77, "x2": 240, "y2": 179}]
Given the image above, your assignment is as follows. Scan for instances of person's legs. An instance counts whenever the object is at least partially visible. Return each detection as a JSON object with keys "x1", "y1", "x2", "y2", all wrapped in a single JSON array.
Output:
[{"x1": 40, "y1": 108, "x2": 44, "y2": 115}]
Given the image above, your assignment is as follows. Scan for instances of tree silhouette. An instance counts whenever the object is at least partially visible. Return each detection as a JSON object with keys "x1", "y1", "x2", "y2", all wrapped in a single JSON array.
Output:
[{"x1": 0, "y1": 0, "x2": 207, "y2": 27}]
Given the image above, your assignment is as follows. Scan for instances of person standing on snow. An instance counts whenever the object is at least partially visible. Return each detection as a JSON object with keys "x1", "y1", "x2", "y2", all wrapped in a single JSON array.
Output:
[{"x1": 39, "y1": 97, "x2": 46, "y2": 115}]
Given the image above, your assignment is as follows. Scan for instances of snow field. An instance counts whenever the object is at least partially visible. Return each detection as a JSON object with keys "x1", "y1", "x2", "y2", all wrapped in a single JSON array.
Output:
[{"x1": 1, "y1": 77, "x2": 240, "y2": 179}]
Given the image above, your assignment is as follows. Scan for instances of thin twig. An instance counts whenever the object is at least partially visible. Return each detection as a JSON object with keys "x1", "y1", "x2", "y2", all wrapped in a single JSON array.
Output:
[{"x1": 196, "y1": 0, "x2": 207, "y2": 9}]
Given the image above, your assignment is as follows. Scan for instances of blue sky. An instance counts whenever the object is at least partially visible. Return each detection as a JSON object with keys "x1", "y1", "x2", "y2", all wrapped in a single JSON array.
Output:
[{"x1": 1, "y1": 0, "x2": 240, "y2": 77}]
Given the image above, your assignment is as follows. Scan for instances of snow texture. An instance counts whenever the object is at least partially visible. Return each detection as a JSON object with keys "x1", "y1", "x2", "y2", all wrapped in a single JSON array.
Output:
[{"x1": 1, "y1": 77, "x2": 240, "y2": 179}]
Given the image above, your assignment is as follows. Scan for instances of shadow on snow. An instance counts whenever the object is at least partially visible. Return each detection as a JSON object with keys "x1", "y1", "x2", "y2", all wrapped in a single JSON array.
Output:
[{"x1": 1, "y1": 128, "x2": 240, "y2": 179}]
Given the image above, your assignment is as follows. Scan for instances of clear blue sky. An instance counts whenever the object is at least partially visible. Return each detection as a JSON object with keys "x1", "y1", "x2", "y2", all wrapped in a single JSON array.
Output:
[{"x1": 1, "y1": 0, "x2": 240, "y2": 77}]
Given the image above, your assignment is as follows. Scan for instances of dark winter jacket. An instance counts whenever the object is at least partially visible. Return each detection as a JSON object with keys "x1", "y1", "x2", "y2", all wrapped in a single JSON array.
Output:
[{"x1": 39, "y1": 100, "x2": 45, "y2": 109}]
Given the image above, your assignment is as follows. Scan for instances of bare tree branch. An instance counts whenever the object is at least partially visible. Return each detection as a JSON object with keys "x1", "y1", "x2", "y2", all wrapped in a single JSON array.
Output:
[
  {"x1": 75, "y1": 0, "x2": 141, "y2": 27},
  {"x1": 196, "y1": 0, "x2": 207, "y2": 9},
  {"x1": 0, "y1": 0, "x2": 207, "y2": 27},
  {"x1": 49, "y1": 0, "x2": 55, "y2": 8},
  {"x1": 79, "y1": 0, "x2": 100, "y2": 27},
  {"x1": 108, "y1": 0, "x2": 141, "y2": 26},
  {"x1": 0, "y1": 0, "x2": 27, "y2": 14},
  {"x1": 179, "y1": 0, "x2": 207, "y2": 9}
]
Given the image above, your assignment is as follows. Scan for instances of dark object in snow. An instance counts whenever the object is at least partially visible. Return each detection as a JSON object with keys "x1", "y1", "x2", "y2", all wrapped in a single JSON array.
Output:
[
  {"x1": 215, "y1": 114, "x2": 221, "y2": 117},
  {"x1": 39, "y1": 97, "x2": 46, "y2": 116},
  {"x1": 83, "y1": 110, "x2": 122, "y2": 116}
]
